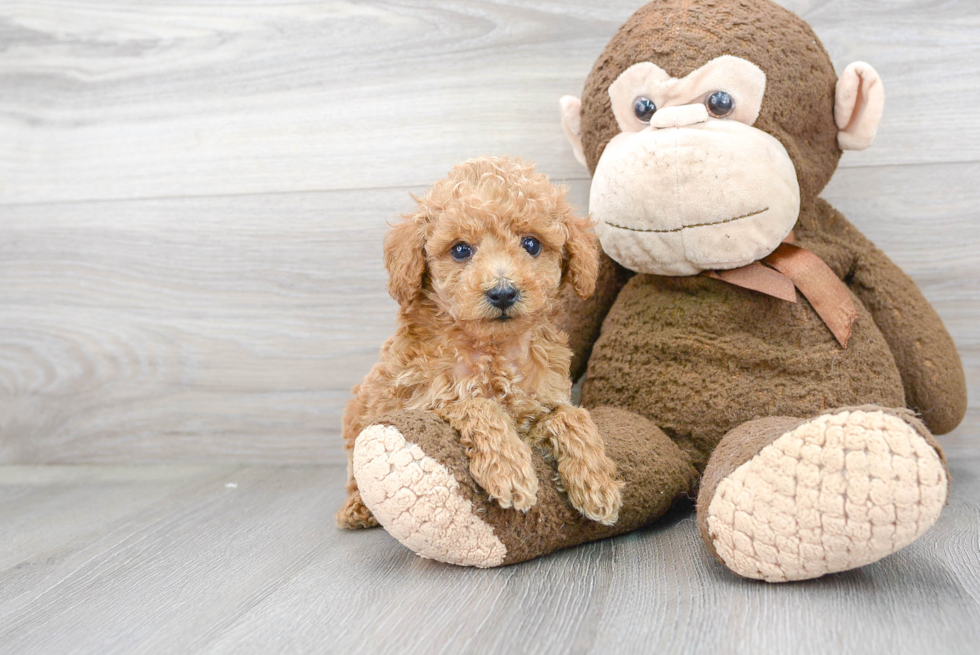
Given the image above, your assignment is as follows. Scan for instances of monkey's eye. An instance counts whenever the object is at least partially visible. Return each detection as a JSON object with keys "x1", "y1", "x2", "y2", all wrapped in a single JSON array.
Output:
[
  {"x1": 521, "y1": 236, "x2": 542, "y2": 257},
  {"x1": 633, "y1": 96, "x2": 657, "y2": 123},
  {"x1": 705, "y1": 91, "x2": 735, "y2": 118},
  {"x1": 450, "y1": 242, "x2": 473, "y2": 261}
]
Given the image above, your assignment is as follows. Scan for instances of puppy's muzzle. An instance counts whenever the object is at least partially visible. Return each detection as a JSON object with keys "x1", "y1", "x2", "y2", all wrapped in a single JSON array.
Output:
[{"x1": 486, "y1": 284, "x2": 519, "y2": 311}]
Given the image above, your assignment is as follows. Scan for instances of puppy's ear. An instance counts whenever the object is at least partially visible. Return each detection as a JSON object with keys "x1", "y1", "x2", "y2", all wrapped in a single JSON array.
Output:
[
  {"x1": 562, "y1": 211, "x2": 599, "y2": 300},
  {"x1": 384, "y1": 213, "x2": 427, "y2": 306}
]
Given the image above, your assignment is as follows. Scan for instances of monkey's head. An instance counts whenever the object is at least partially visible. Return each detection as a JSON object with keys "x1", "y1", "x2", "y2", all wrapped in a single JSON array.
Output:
[{"x1": 560, "y1": 0, "x2": 884, "y2": 276}]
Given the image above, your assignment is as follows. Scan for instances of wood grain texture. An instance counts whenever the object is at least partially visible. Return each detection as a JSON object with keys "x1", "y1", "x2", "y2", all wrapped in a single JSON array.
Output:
[
  {"x1": 0, "y1": 189, "x2": 402, "y2": 463},
  {"x1": 0, "y1": 0, "x2": 978, "y2": 206},
  {"x1": 1, "y1": 164, "x2": 977, "y2": 463},
  {"x1": 0, "y1": 0, "x2": 978, "y2": 464},
  {"x1": 0, "y1": 459, "x2": 978, "y2": 654}
]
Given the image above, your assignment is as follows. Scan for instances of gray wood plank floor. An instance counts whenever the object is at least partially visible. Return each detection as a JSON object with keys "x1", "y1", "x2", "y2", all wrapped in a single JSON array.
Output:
[{"x1": 0, "y1": 458, "x2": 978, "y2": 655}]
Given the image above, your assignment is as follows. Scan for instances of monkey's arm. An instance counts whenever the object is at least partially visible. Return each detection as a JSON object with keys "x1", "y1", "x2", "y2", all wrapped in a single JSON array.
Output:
[
  {"x1": 838, "y1": 216, "x2": 967, "y2": 435},
  {"x1": 556, "y1": 250, "x2": 633, "y2": 380}
]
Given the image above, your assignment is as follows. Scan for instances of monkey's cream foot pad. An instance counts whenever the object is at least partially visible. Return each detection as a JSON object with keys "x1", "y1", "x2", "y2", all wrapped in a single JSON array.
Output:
[
  {"x1": 704, "y1": 410, "x2": 948, "y2": 582},
  {"x1": 352, "y1": 424, "x2": 507, "y2": 567}
]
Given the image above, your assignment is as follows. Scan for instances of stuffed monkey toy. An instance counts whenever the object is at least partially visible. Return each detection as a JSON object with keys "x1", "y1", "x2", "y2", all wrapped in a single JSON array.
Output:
[{"x1": 345, "y1": 0, "x2": 967, "y2": 581}]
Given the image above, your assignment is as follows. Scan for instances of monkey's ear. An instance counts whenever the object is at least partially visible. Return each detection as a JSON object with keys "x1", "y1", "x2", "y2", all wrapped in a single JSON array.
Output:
[
  {"x1": 562, "y1": 212, "x2": 599, "y2": 300},
  {"x1": 559, "y1": 96, "x2": 588, "y2": 168},
  {"x1": 383, "y1": 215, "x2": 427, "y2": 306},
  {"x1": 835, "y1": 62, "x2": 885, "y2": 151}
]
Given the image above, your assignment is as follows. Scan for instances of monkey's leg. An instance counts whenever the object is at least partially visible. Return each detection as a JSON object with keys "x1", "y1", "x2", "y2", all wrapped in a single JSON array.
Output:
[
  {"x1": 349, "y1": 407, "x2": 698, "y2": 567},
  {"x1": 696, "y1": 406, "x2": 950, "y2": 582}
]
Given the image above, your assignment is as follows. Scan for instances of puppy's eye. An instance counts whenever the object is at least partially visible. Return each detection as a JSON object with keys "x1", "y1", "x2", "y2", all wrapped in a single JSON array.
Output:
[
  {"x1": 521, "y1": 236, "x2": 542, "y2": 257},
  {"x1": 450, "y1": 242, "x2": 473, "y2": 261},
  {"x1": 705, "y1": 91, "x2": 735, "y2": 118}
]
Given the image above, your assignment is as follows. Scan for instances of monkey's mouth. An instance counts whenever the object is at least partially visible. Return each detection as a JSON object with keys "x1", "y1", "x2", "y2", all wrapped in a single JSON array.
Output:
[{"x1": 604, "y1": 207, "x2": 769, "y2": 233}]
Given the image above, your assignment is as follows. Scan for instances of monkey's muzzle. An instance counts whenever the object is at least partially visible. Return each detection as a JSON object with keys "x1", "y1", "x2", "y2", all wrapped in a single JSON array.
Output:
[{"x1": 590, "y1": 120, "x2": 800, "y2": 277}]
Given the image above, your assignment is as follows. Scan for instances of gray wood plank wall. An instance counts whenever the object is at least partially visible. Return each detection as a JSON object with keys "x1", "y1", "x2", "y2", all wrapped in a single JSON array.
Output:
[{"x1": 1, "y1": 0, "x2": 978, "y2": 464}]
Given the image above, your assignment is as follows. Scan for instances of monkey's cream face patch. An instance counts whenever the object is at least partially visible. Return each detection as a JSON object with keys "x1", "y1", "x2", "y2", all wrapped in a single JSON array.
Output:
[
  {"x1": 609, "y1": 56, "x2": 767, "y2": 131},
  {"x1": 592, "y1": 55, "x2": 800, "y2": 276},
  {"x1": 591, "y1": 119, "x2": 800, "y2": 276}
]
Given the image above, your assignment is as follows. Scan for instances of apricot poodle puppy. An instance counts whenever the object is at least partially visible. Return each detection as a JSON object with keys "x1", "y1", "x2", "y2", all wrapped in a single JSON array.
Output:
[{"x1": 337, "y1": 156, "x2": 624, "y2": 530}]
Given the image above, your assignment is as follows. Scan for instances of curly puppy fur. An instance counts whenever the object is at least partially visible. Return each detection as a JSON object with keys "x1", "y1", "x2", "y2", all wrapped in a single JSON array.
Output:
[{"x1": 336, "y1": 156, "x2": 624, "y2": 529}]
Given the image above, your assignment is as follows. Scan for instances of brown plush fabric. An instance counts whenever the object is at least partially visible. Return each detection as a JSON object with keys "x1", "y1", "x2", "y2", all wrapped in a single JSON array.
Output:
[
  {"x1": 555, "y1": 252, "x2": 633, "y2": 381},
  {"x1": 837, "y1": 233, "x2": 969, "y2": 434},
  {"x1": 377, "y1": 407, "x2": 699, "y2": 565},
  {"x1": 694, "y1": 405, "x2": 951, "y2": 566},
  {"x1": 796, "y1": 199, "x2": 967, "y2": 435},
  {"x1": 580, "y1": 0, "x2": 840, "y2": 204},
  {"x1": 579, "y1": 206, "x2": 909, "y2": 469}
]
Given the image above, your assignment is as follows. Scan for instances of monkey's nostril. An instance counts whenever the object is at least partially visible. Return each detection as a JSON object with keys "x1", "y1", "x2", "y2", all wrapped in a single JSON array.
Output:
[{"x1": 486, "y1": 284, "x2": 519, "y2": 311}]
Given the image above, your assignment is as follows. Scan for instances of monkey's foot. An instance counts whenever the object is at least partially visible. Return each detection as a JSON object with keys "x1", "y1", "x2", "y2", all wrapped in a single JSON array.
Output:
[
  {"x1": 350, "y1": 408, "x2": 698, "y2": 567},
  {"x1": 697, "y1": 407, "x2": 949, "y2": 582},
  {"x1": 352, "y1": 422, "x2": 507, "y2": 567}
]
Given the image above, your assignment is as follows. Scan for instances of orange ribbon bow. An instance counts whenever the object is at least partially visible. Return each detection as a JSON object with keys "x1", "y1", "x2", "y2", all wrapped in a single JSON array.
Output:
[{"x1": 701, "y1": 234, "x2": 858, "y2": 348}]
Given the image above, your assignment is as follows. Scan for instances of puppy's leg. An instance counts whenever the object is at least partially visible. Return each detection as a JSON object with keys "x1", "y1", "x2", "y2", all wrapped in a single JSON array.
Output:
[
  {"x1": 439, "y1": 398, "x2": 539, "y2": 511},
  {"x1": 336, "y1": 389, "x2": 380, "y2": 529},
  {"x1": 529, "y1": 405, "x2": 623, "y2": 525}
]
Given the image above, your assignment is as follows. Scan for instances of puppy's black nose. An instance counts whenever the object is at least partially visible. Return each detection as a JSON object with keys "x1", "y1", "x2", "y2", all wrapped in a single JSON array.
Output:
[{"x1": 486, "y1": 284, "x2": 519, "y2": 310}]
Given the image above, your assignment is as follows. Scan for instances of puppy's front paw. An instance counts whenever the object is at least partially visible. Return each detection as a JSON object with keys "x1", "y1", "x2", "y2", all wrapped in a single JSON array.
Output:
[
  {"x1": 470, "y1": 447, "x2": 539, "y2": 512},
  {"x1": 566, "y1": 468, "x2": 624, "y2": 526}
]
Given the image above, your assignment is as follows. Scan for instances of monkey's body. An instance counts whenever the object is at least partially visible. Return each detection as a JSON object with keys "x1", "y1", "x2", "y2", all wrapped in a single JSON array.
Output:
[
  {"x1": 563, "y1": 193, "x2": 964, "y2": 579},
  {"x1": 581, "y1": 202, "x2": 911, "y2": 471},
  {"x1": 583, "y1": 277, "x2": 904, "y2": 472},
  {"x1": 347, "y1": 0, "x2": 966, "y2": 581}
]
